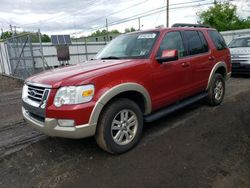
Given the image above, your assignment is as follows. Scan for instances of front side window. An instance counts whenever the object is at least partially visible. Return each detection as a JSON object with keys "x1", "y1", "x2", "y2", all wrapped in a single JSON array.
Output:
[
  {"x1": 228, "y1": 37, "x2": 250, "y2": 48},
  {"x1": 156, "y1": 31, "x2": 185, "y2": 57},
  {"x1": 185, "y1": 31, "x2": 205, "y2": 55},
  {"x1": 208, "y1": 30, "x2": 227, "y2": 50},
  {"x1": 96, "y1": 32, "x2": 158, "y2": 59}
]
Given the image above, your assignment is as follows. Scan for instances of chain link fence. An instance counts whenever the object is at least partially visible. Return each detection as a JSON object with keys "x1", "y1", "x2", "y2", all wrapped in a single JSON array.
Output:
[
  {"x1": 0, "y1": 35, "x2": 106, "y2": 80},
  {"x1": 5, "y1": 34, "x2": 37, "y2": 79}
]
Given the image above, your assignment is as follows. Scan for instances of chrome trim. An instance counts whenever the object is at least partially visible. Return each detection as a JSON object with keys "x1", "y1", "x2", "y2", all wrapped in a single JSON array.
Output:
[
  {"x1": 25, "y1": 82, "x2": 52, "y2": 88},
  {"x1": 24, "y1": 83, "x2": 51, "y2": 109},
  {"x1": 206, "y1": 61, "x2": 228, "y2": 90},
  {"x1": 89, "y1": 83, "x2": 152, "y2": 126},
  {"x1": 23, "y1": 97, "x2": 40, "y2": 108},
  {"x1": 227, "y1": 72, "x2": 232, "y2": 79},
  {"x1": 22, "y1": 107, "x2": 96, "y2": 139}
]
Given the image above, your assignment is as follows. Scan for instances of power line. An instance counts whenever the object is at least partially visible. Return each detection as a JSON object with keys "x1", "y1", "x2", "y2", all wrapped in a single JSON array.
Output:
[
  {"x1": 22, "y1": 0, "x2": 150, "y2": 28},
  {"x1": 22, "y1": 0, "x2": 207, "y2": 30},
  {"x1": 70, "y1": 0, "x2": 206, "y2": 29},
  {"x1": 89, "y1": 1, "x2": 212, "y2": 31},
  {"x1": 21, "y1": 0, "x2": 102, "y2": 27},
  {"x1": 71, "y1": 0, "x2": 213, "y2": 36},
  {"x1": 19, "y1": 0, "x2": 213, "y2": 36}
]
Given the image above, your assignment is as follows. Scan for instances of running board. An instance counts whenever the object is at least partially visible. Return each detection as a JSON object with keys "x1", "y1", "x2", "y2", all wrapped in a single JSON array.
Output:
[{"x1": 144, "y1": 92, "x2": 208, "y2": 123}]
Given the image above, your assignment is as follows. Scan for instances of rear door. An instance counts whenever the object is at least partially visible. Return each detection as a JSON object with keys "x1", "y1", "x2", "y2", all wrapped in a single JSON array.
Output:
[{"x1": 182, "y1": 30, "x2": 211, "y2": 94}]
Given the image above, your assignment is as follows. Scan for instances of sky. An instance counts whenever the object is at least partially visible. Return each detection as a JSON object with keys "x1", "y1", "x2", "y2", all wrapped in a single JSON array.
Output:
[{"x1": 0, "y1": 0, "x2": 249, "y2": 37}]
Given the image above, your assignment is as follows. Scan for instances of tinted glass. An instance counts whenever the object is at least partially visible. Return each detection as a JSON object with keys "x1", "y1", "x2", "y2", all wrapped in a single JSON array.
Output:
[
  {"x1": 208, "y1": 30, "x2": 227, "y2": 50},
  {"x1": 157, "y1": 31, "x2": 185, "y2": 57},
  {"x1": 198, "y1": 31, "x2": 209, "y2": 52},
  {"x1": 185, "y1": 31, "x2": 204, "y2": 55},
  {"x1": 228, "y1": 37, "x2": 250, "y2": 48}
]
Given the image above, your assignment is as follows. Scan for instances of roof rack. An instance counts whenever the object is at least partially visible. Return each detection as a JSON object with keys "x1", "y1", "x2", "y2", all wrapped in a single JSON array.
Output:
[{"x1": 172, "y1": 23, "x2": 211, "y2": 28}]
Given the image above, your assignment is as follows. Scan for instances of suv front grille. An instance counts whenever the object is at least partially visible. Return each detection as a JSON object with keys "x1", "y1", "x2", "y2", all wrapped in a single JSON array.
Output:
[
  {"x1": 27, "y1": 85, "x2": 45, "y2": 102},
  {"x1": 26, "y1": 83, "x2": 51, "y2": 107}
]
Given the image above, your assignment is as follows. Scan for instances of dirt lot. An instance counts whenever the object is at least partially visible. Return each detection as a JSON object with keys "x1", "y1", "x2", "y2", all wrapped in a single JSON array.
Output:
[{"x1": 0, "y1": 75, "x2": 250, "y2": 188}]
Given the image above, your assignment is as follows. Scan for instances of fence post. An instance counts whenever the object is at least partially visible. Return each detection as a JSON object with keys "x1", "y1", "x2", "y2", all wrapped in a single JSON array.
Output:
[
  {"x1": 84, "y1": 37, "x2": 89, "y2": 61},
  {"x1": 0, "y1": 43, "x2": 5, "y2": 74},
  {"x1": 38, "y1": 29, "x2": 45, "y2": 71},
  {"x1": 28, "y1": 34, "x2": 35, "y2": 71}
]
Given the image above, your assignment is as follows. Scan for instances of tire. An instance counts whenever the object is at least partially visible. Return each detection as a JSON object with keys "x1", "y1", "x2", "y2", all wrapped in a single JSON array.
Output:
[
  {"x1": 207, "y1": 73, "x2": 225, "y2": 106},
  {"x1": 95, "y1": 98, "x2": 143, "y2": 154}
]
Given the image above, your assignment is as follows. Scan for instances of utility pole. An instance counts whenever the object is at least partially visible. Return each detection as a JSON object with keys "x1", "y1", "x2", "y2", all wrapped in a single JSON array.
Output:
[
  {"x1": 9, "y1": 25, "x2": 19, "y2": 36},
  {"x1": 106, "y1": 18, "x2": 109, "y2": 42},
  {"x1": 214, "y1": 0, "x2": 217, "y2": 4},
  {"x1": 166, "y1": 0, "x2": 169, "y2": 27},
  {"x1": 138, "y1": 17, "x2": 141, "y2": 30},
  {"x1": 1, "y1": 28, "x2": 3, "y2": 38},
  {"x1": 9, "y1": 24, "x2": 13, "y2": 36},
  {"x1": 13, "y1": 26, "x2": 17, "y2": 36}
]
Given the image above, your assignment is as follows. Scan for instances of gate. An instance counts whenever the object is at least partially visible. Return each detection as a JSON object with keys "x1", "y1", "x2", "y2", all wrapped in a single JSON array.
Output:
[{"x1": 5, "y1": 33, "x2": 47, "y2": 80}]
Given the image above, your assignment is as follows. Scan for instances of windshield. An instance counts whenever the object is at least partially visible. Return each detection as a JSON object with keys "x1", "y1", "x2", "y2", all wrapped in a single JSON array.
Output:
[
  {"x1": 95, "y1": 32, "x2": 159, "y2": 59},
  {"x1": 229, "y1": 37, "x2": 250, "y2": 48}
]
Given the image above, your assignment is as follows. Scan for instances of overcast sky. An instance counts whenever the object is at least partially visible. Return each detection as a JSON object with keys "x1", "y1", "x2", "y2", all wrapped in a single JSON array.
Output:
[{"x1": 0, "y1": 0, "x2": 249, "y2": 37}]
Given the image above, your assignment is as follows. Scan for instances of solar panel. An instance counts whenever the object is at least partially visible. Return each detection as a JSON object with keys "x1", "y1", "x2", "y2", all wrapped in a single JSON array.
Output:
[
  {"x1": 65, "y1": 35, "x2": 71, "y2": 44},
  {"x1": 51, "y1": 36, "x2": 58, "y2": 45},
  {"x1": 51, "y1": 35, "x2": 71, "y2": 45}
]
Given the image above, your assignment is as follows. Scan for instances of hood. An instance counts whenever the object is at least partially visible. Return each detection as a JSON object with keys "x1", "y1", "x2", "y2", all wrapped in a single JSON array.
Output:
[
  {"x1": 27, "y1": 59, "x2": 140, "y2": 88},
  {"x1": 229, "y1": 47, "x2": 250, "y2": 55}
]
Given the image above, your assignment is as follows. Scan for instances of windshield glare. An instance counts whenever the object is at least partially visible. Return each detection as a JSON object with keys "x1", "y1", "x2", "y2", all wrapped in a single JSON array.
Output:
[
  {"x1": 95, "y1": 32, "x2": 158, "y2": 59},
  {"x1": 229, "y1": 38, "x2": 250, "y2": 48}
]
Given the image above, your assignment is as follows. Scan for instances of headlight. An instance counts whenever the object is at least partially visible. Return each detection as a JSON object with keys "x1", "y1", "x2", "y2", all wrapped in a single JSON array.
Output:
[
  {"x1": 22, "y1": 84, "x2": 28, "y2": 99},
  {"x1": 54, "y1": 85, "x2": 94, "y2": 107}
]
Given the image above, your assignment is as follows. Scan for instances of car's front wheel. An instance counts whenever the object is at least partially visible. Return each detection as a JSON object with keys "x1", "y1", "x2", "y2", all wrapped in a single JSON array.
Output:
[{"x1": 95, "y1": 98, "x2": 143, "y2": 154}]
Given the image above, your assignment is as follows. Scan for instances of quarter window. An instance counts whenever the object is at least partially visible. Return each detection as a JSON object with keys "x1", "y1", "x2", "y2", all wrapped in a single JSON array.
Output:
[{"x1": 208, "y1": 30, "x2": 227, "y2": 50}]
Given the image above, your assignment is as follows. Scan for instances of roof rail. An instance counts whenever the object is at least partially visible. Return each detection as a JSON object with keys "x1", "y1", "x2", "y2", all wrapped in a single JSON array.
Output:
[{"x1": 172, "y1": 23, "x2": 211, "y2": 28}]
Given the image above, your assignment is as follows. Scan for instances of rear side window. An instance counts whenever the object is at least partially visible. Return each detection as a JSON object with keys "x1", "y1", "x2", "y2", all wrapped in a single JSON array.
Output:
[
  {"x1": 208, "y1": 30, "x2": 227, "y2": 50},
  {"x1": 185, "y1": 31, "x2": 207, "y2": 55}
]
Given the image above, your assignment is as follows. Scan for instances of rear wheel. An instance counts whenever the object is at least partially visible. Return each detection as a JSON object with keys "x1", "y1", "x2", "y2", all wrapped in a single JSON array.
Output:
[
  {"x1": 95, "y1": 98, "x2": 143, "y2": 154},
  {"x1": 207, "y1": 73, "x2": 225, "y2": 106}
]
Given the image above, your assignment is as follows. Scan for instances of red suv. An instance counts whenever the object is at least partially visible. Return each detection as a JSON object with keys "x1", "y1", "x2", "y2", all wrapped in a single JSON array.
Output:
[{"x1": 22, "y1": 24, "x2": 231, "y2": 153}]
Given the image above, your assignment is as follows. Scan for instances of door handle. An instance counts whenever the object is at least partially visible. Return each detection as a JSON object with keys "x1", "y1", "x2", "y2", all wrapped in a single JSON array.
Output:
[
  {"x1": 209, "y1": 56, "x2": 215, "y2": 61},
  {"x1": 181, "y1": 62, "x2": 190, "y2": 67}
]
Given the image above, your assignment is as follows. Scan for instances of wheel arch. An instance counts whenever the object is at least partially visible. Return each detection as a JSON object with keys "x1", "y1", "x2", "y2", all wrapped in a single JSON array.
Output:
[
  {"x1": 89, "y1": 83, "x2": 152, "y2": 126},
  {"x1": 206, "y1": 61, "x2": 228, "y2": 90}
]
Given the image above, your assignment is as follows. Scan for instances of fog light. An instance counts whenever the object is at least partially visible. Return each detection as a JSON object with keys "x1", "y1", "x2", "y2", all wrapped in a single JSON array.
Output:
[{"x1": 58, "y1": 119, "x2": 75, "y2": 127}]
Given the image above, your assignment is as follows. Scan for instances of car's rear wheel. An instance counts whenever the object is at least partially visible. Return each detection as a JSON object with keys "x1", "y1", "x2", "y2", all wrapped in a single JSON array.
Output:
[
  {"x1": 207, "y1": 73, "x2": 225, "y2": 106},
  {"x1": 95, "y1": 98, "x2": 143, "y2": 154}
]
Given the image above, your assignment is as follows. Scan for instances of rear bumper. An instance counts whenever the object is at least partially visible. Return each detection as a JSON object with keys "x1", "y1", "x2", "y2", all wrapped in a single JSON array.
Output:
[{"x1": 22, "y1": 107, "x2": 96, "y2": 139}]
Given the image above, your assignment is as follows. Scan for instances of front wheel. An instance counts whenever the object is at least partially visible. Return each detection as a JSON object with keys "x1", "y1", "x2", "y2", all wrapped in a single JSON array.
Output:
[
  {"x1": 207, "y1": 73, "x2": 225, "y2": 106},
  {"x1": 95, "y1": 98, "x2": 143, "y2": 154}
]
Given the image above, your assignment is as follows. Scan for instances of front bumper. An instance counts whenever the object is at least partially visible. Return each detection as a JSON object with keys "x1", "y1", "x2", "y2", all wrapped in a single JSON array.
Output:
[{"x1": 22, "y1": 107, "x2": 96, "y2": 139}]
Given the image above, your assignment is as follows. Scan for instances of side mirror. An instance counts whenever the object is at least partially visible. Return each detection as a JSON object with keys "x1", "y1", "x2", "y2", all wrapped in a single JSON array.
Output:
[{"x1": 156, "y1": 49, "x2": 178, "y2": 64}]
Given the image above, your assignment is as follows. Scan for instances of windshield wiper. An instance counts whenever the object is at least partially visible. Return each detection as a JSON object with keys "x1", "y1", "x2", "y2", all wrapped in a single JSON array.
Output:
[{"x1": 101, "y1": 56, "x2": 120, "y2": 60}]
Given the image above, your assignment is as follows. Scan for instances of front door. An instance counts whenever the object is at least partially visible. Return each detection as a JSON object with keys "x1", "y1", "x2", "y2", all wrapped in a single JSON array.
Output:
[{"x1": 151, "y1": 31, "x2": 192, "y2": 110}]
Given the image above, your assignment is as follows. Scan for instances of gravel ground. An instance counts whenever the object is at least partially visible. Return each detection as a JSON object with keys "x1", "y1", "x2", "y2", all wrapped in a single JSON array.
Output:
[{"x1": 0, "y1": 75, "x2": 249, "y2": 188}]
